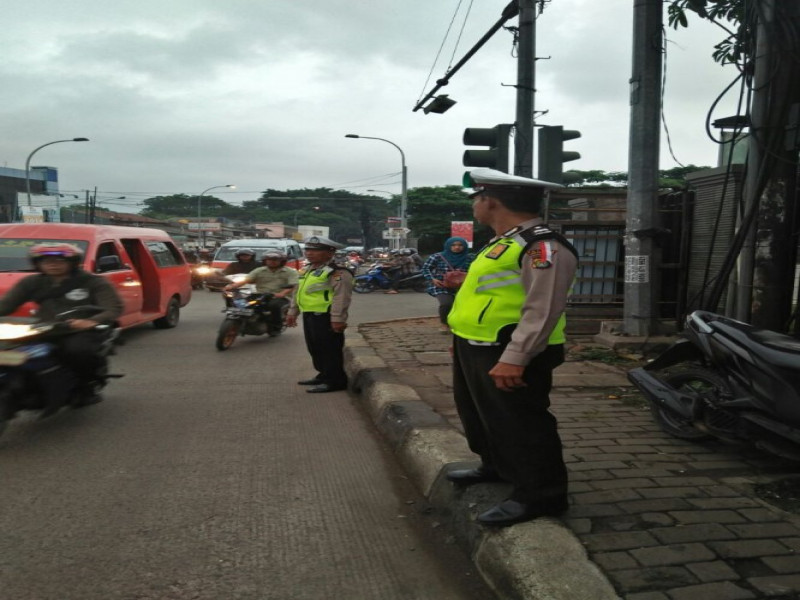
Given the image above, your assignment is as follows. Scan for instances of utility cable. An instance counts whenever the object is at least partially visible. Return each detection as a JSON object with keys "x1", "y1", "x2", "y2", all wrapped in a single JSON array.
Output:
[{"x1": 416, "y1": 1, "x2": 466, "y2": 105}]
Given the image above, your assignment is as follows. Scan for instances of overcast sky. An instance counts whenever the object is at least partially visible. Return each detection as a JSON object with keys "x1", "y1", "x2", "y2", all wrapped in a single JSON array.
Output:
[{"x1": 2, "y1": 1, "x2": 739, "y2": 213}]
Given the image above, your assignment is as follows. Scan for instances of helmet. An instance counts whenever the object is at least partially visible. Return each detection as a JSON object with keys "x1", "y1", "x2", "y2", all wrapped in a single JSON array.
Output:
[
  {"x1": 401, "y1": 248, "x2": 414, "y2": 256},
  {"x1": 261, "y1": 250, "x2": 287, "y2": 266},
  {"x1": 29, "y1": 243, "x2": 83, "y2": 265},
  {"x1": 235, "y1": 248, "x2": 256, "y2": 259}
]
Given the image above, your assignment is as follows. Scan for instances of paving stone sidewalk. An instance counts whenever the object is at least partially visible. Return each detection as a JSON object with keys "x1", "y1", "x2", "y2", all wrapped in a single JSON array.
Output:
[{"x1": 357, "y1": 317, "x2": 800, "y2": 600}]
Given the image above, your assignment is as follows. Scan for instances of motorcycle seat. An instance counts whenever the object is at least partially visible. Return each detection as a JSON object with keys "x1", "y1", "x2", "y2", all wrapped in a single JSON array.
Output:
[{"x1": 712, "y1": 320, "x2": 800, "y2": 369}]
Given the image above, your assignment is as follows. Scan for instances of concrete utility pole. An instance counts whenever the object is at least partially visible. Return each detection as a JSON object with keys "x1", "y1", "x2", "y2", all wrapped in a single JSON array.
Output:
[
  {"x1": 623, "y1": 0, "x2": 663, "y2": 336},
  {"x1": 514, "y1": 0, "x2": 536, "y2": 177},
  {"x1": 735, "y1": 0, "x2": 800, "y2": 329}
]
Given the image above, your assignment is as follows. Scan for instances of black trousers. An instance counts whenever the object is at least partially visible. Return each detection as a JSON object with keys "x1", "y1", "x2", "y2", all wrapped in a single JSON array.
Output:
[
  {"x1": 435, "y1": 294, "x2": 456, "y2": 325},
  {"x1": 56, "y1": 330, "x2": 108, "y2": 382},
  {"x1": 301, "y1": 312, "x2": 347, "y2": 387},
  {"x1": 452, "y1": 337, "x2": 567, "y2": 506},
  {"x1": 265, "y1": 296, "x2": 288, "y2": 327}
]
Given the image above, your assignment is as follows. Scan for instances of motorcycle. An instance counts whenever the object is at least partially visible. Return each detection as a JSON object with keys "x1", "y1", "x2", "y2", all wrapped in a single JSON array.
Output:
[
  {"x1": 628, "y1": 310, "x2": 800, "y2": 460},
  {"x1": 353, "y1": 264, "x2": 427, "y2": 293},
  {"x1": 0, "y1": 306, "x2": 120, "y2": 435},
  {"x1": 190, "y1": 261, "x2": 213, "y2": 290},
  {"x1": 215, "y1": 275, "x2": 290, "y2": 351}
]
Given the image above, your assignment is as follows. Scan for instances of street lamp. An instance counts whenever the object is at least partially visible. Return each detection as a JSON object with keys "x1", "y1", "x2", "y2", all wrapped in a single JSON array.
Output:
[
  {"x1": 197, "y1": 184, "x2": 235, "y2": 248},
  {"x1": 345, "y1": 134, "x2": 408, "y2": 247},
  {"x1": 25, "y1": 137, "x2": 89, "y2": 209}
]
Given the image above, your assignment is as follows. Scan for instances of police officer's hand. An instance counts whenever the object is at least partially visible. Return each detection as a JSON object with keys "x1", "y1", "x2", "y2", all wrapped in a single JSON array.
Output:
[
  {"x1": 285, "y1": 315, "x2": 298, "y2": 327},
  {"x1": 331, "y1": 321, "x2": 347, "y2": 333},
  {"x1": 432, "y1": 279, "x2": 446, "y2": 288},
  {"x1": 488, "y1": 362, "x2": 526, "y2": 392}
]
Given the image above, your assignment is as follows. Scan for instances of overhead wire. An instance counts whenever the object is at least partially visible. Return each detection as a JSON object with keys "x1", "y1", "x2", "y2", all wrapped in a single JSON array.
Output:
[{"x1": 416, "y1": 1, "x2": 466, "y2": 105}]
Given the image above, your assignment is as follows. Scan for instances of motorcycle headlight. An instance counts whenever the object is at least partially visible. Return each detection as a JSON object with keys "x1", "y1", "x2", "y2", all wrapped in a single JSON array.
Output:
[
  {"x1": 196, "y1": 265, "x2": 212, "y2": 275},
  {"x1": 0, "y1": 322, "x2": 52, "y2": 340}
]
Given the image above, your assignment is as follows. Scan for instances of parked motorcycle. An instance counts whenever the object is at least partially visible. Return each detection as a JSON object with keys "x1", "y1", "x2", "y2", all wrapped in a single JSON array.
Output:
[
  {"x1": 628, "y1": 310, "x2": 800, "y2": 460},
  {"x1": 215, "y1": 276, "x2": 289, "y2": 351},
  {"x1": 353, "y1": 264, "x2": 427, "y2": 293},
  {"x1": 0, "y1": 306, "x2": 120, "y2": 435}
]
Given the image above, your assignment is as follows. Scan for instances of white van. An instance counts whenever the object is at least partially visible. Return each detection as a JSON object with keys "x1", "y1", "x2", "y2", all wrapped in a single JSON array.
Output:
[{"x1": 212, "y1": 238, "x2": 303, "y2": 269}]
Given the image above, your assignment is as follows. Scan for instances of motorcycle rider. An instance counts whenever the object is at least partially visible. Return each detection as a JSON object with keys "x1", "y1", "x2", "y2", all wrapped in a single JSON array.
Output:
[
  {"x1": 383, "y1": 248, "x2": 418, "y2": 294},
  {"x1": 224, "y1": 251, "x2": 298, "y2": 333},
  {"x1": 0, "y1": 243, "x2": 123, "y2": 413},
  {"x1": 222, "y1": 248, "x2": 259, "y2": 275}
]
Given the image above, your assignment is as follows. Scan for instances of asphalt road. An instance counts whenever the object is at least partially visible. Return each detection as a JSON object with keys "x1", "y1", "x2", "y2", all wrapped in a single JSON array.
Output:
[{"x1": 0, "y1": 288, "x2": 494, "y2": 600}]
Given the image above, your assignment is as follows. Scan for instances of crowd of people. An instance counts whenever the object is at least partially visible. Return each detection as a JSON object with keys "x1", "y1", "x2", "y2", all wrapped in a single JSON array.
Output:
[{"x1": 3, "y1": 167, "x2": 577, "y2": 528}]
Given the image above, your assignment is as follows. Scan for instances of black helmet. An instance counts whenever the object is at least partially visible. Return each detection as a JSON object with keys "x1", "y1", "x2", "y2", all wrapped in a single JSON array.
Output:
[{"x1": 235, "y1": 248, "x2": 256, "y2": 258}]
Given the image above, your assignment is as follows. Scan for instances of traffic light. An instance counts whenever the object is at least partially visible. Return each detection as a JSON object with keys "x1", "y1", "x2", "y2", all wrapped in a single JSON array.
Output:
[
  {"x1": 537, "y1": 125, "x2": 581, "y2": 184},
  {"x1": 463, "y1": 124, "x2": 512, "y2": 173}
]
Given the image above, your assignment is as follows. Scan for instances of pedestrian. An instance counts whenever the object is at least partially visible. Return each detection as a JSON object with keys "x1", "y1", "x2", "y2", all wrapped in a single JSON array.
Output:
[
  {"x1": 420, "y1": 236, "x2": 474, "y2": 332},
  {"x1": 445, "y1": 168, "x2": 579, "y2": 527},
  {"x1": 286, "y1": 236, "x2": 354, "y2": 393}
]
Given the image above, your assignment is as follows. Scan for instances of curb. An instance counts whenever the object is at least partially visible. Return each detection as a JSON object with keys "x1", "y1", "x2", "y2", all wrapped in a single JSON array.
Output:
[{"x1": 344, "y1": 332, "x2": 620, "y2": 600}]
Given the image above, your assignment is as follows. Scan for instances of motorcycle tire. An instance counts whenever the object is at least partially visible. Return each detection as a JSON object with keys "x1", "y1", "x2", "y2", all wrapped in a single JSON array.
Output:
[
  {"x1": 216, "y1": 318, "x2": 243, "y2": 351},
  {"x1": 649, "y1": 367, "x2": 729, "y2": 441},
  {"x1": 353, "y1": 281, "x2": 376, "y2": 294}
]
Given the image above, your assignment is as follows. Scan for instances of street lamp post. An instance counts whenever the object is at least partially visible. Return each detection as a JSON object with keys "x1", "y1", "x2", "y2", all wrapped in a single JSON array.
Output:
[
  {"x1": 346, "y1": 134, "x2": 408, "y2": 248},
  {"x1": 197, "y1": 184, "x2": 235, "y2": 248},
  {"x1": 24, "y1": 137, "x2": 89, "y2": 218}
]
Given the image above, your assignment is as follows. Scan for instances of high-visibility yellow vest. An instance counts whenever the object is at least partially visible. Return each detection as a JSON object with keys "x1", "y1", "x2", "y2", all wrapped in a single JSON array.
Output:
[
  {"x1": 296, "y1": 266, "x2": 335, "y2": 313},
  {"x1": 447, "y1": 233, "x2": 568, "y2": 344}
]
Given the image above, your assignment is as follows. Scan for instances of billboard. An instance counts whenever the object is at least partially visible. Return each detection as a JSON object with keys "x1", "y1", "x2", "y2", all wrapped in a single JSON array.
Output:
[{"x1": 451, "y1": 221, "x2": 474, "y2": 247}]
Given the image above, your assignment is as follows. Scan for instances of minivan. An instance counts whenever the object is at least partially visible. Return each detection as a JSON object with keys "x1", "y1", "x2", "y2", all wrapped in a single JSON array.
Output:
[
  {"x1": 0, "y1": 223, "x2": 192, "y2": 329},
  {"x1": 212, "y1": 238, "x2": 303, "y2": 270}
]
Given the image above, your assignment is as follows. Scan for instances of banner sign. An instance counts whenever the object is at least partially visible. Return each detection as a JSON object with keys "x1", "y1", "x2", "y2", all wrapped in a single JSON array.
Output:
[{"x1": 451, "y1": 221, "x2": 474, "y2": 248}]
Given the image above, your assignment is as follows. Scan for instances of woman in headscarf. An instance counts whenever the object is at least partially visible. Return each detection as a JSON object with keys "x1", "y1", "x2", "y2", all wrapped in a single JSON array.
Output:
[{"x1": 421, "y1": 236, "x2": 475, "y2": 332}]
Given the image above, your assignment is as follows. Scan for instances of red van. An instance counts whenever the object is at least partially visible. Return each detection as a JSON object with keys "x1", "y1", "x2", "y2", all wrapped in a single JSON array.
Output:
[{"x1": 0, "y1": 223, "x2": 192, "y2": 329}]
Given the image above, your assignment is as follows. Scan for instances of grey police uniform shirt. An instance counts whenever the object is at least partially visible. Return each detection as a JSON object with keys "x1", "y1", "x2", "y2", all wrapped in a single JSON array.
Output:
[{"x1": 492, "y1": 217, "x2": 578, "y2": 367}]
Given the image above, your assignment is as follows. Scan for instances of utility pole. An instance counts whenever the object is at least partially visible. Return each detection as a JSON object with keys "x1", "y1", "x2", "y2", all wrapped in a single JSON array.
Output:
[
  {"x1": 623, "y1": 0, "x2": 663, "y2": 336},
  {"x1": 736, "y1": 0, "x2": 800, "y2": 329},
  {"x1": 514, "y1": 0, "x2": 536, "y2": 177}
]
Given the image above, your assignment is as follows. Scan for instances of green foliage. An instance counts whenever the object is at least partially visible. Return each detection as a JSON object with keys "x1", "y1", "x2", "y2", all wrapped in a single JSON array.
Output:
[
  {"x1": 407, "y1": 185, "x2": 489, "y2": 253},
  {"x1": 563, "y1": 166, "x2": 711, "y2": 189},
  {"x1": 142, "y1": 194, "x2": 248, "y2": 220},
  {"x1": 666, "y1": 1, "x2": 748, "y2": 65}
]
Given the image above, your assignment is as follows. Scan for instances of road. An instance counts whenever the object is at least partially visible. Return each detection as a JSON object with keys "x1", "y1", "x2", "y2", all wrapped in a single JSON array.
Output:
[{"x1": 0, "y1": 289, "x2": 493, "y2": 600}]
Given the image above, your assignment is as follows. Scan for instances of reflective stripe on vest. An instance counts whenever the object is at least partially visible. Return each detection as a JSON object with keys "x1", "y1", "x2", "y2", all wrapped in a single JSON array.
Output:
[
  {"x1": 447, "y1": 237, "x2": 567, "y2": 344},
  {"x1": 296, "y1": 266, "x2": 334, "y2": 312}
]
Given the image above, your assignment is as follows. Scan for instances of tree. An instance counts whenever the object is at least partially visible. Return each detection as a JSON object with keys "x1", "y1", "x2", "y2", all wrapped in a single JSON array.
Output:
[
  {"x1": 141, "y1": 194, "x2": 247, "y2": 220},
  {"x1": 666, "y1": 1, "x2": 747, "y2": 65},
  {"x1": 560, "y1": 166, "x2": 711, "y2": 189},
  {"x1": 406, "y1": 186, "x2": 489, "y2": 253}
]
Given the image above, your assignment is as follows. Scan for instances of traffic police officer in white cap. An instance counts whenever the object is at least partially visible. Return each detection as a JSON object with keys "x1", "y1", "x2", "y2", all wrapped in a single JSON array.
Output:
[
  {"x1": 445, "y1": 167, "x2": 579, "y2": 526},
  {"x1": 287, "y1": 236, "x2": 354, "y2": 393}
]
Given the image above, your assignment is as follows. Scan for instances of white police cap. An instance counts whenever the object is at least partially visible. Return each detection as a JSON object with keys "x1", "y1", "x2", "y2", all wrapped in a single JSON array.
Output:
[
  {"x1": 464, "y1": 167, "x2": 563, "y2": 197},
  {"x1": 303, "y1": 236, "x2": 344, "y2": 250}
]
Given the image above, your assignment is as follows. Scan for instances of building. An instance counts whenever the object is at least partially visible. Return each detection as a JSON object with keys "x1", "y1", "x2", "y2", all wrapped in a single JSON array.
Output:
[{"x1": 0, "y1": 165, "x2": 60, "y2": 223}]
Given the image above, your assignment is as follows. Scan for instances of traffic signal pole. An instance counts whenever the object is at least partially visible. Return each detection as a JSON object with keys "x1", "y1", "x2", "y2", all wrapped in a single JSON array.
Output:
[
  {"x1": 623, "y1": 0, "x2": 663, "y2": 336},
  {"x1": 514, "y1": 0, "x2": 536, "y2": 177}
]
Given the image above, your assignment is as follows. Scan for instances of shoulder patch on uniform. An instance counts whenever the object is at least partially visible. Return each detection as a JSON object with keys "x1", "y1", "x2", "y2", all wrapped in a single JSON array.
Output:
[
  {"x1": 485, "y1": 243, "x2": 511, "y2": 260},
  {"x1": 527, "y1": 241, "x2": 555, "y2": 269}
]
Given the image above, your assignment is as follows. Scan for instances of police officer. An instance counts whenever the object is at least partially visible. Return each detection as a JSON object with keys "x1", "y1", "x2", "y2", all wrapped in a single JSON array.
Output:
[
  {"x1": 445, "y1": 168, "x2": 579, "y2": 527},
  {"x1": 286, "y1": 236, "x2": 354, "y2": 393}
]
